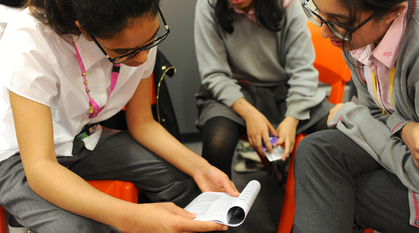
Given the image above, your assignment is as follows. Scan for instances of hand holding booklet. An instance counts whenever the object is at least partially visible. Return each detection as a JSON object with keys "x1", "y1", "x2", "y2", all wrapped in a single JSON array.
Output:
[{"x1": 184, "y1": 180, "x2": 261, "y2": 227}]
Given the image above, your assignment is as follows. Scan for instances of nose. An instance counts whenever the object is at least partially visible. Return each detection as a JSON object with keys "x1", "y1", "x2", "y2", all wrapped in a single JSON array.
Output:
[
  {"x1": 320, "y1": 24, "x2": 334, "y2": 39},
  {"x1": 131, "y1": 50, "x2": 150, "y2": 65}
]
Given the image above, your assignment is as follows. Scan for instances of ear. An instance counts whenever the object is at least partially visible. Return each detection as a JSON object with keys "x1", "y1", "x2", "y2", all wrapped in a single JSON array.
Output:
[
  {"x1": 75, "y1": 20, "x2": 93, "y2": 41},
  {"x1": 382, "y1": 2, "x2": 408, "y2": 24}
]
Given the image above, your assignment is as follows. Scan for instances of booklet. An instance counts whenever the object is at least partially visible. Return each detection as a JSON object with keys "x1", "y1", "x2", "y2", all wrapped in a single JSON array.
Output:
[
  {"x1": 262, "y1": 136, "x2": 285, "y2": 162},
  {"x1": 184, "y1": 180, "x2": 261, "y2": 227}
]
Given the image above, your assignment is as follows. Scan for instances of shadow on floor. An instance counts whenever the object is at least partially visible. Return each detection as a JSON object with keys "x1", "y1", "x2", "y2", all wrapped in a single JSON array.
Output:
[{"x1": 228, "y1": 152, "x2": 284, "y2": 233}]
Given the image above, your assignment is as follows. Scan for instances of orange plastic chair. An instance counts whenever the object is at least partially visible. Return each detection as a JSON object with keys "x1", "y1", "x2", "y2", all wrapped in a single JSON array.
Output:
[
  {"x1": 276, "y1": 21, "x2": 364, "y2": 233},
  {"x1": 87, "y1": 180, "x2": 140, "y2": 204}
]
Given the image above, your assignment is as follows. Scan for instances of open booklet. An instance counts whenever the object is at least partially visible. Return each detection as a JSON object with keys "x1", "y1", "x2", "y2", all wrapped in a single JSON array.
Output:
[{"x1": 184, "y1": 180, "x2": 261, "y2": 227}]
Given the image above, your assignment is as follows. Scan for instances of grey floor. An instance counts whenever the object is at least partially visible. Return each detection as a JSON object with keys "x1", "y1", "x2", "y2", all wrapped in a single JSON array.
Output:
[{"x1": 184, "y1": 140, "x2": 285, "y2": 233}]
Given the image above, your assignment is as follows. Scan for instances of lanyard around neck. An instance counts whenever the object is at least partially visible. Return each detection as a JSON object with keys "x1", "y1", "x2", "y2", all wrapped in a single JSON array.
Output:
[{"x1": 74, "y1": 43, "x2": 120, "y2": 118}]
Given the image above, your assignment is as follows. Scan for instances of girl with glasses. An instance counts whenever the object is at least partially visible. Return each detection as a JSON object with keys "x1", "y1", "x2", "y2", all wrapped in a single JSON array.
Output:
[
  {"x1": 293, "y1": 0, "x2": 419, "y2": 232},
  {"x1": 194, "y1": 0, "x2": 333, "y2": 180},
  {"x1": 0, "y1": 0, "x2": 239, "y2": 232}
]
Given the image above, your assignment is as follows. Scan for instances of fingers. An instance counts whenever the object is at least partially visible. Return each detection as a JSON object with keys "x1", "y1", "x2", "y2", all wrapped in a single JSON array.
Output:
[
  {"x1": 219, "y1": 178, "x2": 240, "y2": 197},
  {"x1": 172, "y1": 205, "x2": 197, "y2": 220},
  {"x1": 176, "y1": 219, "x2": 229, "y2": 232},
  {"x1": 252, "y1": 125, "x2": 274, "y2": 155},
  {"x1": 156, "y1": 202, "x2": 196, "y2": 220},
  {"x1": 188, "y1": 220, "x2": 229, "y2": 232},
  {"x1": 282, "y1": 138, "x2": 294, "y2": 161},
  {"x1": 262, "y1": 131, "x2": 273, "y2": 154},
  {"x1": 249, "y1": 134, "x2": 264, "y2": 155}
]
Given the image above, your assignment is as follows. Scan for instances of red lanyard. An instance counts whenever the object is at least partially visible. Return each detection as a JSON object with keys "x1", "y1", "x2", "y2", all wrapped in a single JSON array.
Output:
[{"x1": 74, "y1": 43, "x2": 120, "y2": 118}]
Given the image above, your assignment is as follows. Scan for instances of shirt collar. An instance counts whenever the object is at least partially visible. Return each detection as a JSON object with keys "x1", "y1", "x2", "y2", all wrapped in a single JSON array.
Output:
[
  {"x1": 351, "y1": 8, "x2": 407, "y2": 69},
  {"x1": 73, "y1": 33, "x2": 107, "y2": 71}
]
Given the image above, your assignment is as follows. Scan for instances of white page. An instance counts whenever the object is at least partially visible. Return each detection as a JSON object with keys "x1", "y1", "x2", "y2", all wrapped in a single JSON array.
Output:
[
  {"x1": 232, "y1": 180, "x2": 261, "y2": 213},
  {"x1": 185, "y1": 192, "x2": 237, "y2": 223},
  {"x1": 184, "y1": 180, "x2": 261, "y2": 227}
]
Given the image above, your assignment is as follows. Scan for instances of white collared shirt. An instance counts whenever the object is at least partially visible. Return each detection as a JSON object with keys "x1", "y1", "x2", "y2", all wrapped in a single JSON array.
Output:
[
  {"x1": 0, "y1": 4, "x2": 23, "y2": 38},
  {"x1": 0, "y1": 8, "x2": 156, "y2": 162}
]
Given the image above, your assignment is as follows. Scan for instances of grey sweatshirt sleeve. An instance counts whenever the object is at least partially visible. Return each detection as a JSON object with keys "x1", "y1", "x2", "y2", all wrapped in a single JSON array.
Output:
[
  {"x1": 327, "y1": 56, "x2": 419, "y2": 193},
  {"x1": 280, "y1": 0, "x2": 326, "y2": 120},
  {"x1": 194, "y1": 0, "x2": 244, "y2": 107}
]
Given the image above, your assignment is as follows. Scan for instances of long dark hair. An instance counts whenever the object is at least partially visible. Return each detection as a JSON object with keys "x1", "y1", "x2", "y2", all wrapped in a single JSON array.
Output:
[
  {"x1": 211, "y1": 0, "x2": 286, "y2": 34},
  {"x1": 24, "y1": 0, "x2": 160, "y2": 39}
]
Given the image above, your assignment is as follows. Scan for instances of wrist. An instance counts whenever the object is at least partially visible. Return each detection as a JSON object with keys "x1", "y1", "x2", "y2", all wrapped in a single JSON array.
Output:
[
  {"x1": 185, "y1": 155, "x2": 211, "y2": 178},
  {"x1": 283, "y1": 116, "x2": 299, "y2": 127},
  {"x1": 400, "y1": 122, "x2": 414, "y2": 141},
  {"x1": 108, "y1": 200, "x2": 139, "y2": 231},
  {"x1": 231, "y1": 98, "x2": 256, "y2": 121}
]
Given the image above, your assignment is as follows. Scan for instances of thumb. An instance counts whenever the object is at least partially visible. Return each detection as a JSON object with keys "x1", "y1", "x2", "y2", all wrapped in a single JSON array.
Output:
[
  {"x1": 221, "y1": 179, "x2": 240, "y2": 197},
  {"x1": 173, "y1": 206, "x2": 197, "y2": 220}
]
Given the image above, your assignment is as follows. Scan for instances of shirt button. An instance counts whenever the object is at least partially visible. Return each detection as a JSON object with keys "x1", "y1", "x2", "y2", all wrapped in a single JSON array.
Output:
[{"x1": 100, "y1": 89, "x2": 105, "y2": 94}]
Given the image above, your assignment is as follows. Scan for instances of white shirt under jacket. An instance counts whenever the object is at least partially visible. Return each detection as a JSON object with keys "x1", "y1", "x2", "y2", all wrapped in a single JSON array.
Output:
[{"x1": 0, "y1": 8, "x2": 156, "y2": 162}]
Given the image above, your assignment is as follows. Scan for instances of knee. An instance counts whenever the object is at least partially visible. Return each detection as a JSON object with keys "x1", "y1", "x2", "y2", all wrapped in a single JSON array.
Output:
[
  {"x1": 294, "y1": 133, "x2": 325, "y2": 167},
  {"x1": 294, "y1": 130, "x2": 352, "y2": 178}
]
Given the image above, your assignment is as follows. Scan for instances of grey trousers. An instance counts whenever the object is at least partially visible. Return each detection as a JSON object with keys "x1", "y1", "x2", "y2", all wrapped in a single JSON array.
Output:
[
  {"x1": 0, "y1": 128, "x2": 200, "y2": 233},
  {"x1": 293, "y1": 130, "x2": 419, "y2": 233}
]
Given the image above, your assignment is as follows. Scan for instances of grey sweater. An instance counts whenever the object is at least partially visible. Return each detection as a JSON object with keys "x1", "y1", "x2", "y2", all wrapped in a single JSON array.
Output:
[
  {"x1": 328, "y1": 0, "x2": 419, "y2": 227},
  {"x1": 194, "y1": 0, "x2": 326, "y2": 121}
]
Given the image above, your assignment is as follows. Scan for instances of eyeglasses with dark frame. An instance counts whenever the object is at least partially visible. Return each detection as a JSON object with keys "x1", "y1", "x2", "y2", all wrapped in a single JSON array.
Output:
[
  {"x1": 301, "y1": 0, "x2": 378, "y2": 41},
  {"x1": 91, "y1": 8, "x2": 170, "y2": 64}
]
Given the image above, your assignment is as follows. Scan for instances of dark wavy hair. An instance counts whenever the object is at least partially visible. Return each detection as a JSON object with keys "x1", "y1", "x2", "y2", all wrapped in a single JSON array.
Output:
[
  {"x1": 24, "y1": 0, "x2": 160, "y2": 39},
  {"x1": 210, "y1": 0, "x2": 286, "y2": 34},
  {"x1": 336, "y1": 0, "x2": 410, "y2": 56},
  {"x1": 338, "y1": 0, "x2": 409, "y2": 31}
]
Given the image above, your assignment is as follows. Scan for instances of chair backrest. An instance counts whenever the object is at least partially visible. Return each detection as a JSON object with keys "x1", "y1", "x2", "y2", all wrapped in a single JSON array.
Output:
[{"x1": 307, "y1": 21, "x2": 351, "y2": 104}]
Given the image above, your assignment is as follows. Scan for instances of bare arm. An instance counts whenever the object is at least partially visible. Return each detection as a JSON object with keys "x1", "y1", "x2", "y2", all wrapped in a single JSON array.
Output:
[
  {"x1": 125, "y1": 75, "x2": 239, "y2": 195},
  {"x1": 9, "y1": 90, "x2": 138, "y2": 230}
]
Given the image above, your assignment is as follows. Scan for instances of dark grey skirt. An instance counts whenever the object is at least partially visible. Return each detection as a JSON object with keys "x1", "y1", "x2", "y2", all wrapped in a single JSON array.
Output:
[{"x1": 195, "y1": 82, "x2": 333, "y2": 133}]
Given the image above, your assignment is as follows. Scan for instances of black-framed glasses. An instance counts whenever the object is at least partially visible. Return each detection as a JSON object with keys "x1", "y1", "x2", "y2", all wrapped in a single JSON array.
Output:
[
  {"x1": 91, "y1": 8, "x2": 170, "y2": 64},
  {"x1": 302, "y1": 0, "x2": 378, "y2": 41}
]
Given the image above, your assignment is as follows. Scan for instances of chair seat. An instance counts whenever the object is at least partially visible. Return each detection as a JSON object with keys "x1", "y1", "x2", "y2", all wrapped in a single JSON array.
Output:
[
  {"x1": 87, "y1": 180, "x2": 140, "y2": 203},
  {"x1": 0, "y1": 180, "x2": 140, "y2": 233}
]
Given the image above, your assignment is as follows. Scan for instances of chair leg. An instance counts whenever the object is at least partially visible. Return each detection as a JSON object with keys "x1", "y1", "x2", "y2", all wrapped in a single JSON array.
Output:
[
  {"x1": 276, "y1": 149, "x2": 296, "y2": 233},
  {"x1": 277, "y1": 133, "x2": 307, "y2": 233},
  {"x1": 0, "y1": 206, "x2": 6, "y2": 233}
]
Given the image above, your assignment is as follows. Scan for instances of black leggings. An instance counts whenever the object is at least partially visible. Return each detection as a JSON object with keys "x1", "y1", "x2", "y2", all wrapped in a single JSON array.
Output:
[{"x1": 201, "y1": 117, "x2": 246, "y2": 178}]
